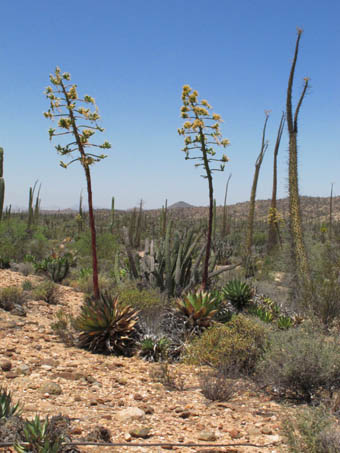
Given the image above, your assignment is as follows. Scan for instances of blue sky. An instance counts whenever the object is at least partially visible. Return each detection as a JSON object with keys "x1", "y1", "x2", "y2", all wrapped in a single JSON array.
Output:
[{"x1": 0, "y1": 0, "x2": 339, "y2": 210}]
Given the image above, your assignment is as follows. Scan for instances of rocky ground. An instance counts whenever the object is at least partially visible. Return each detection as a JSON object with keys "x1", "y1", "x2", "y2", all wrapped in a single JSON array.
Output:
[{"x1": 0, "y1": 269, "x2": 291, "y2": 453}]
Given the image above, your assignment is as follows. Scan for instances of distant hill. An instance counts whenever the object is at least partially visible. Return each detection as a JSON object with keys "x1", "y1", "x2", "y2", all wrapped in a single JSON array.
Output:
[{"x1": 168, "y1": 201, "x2": 195, "y2": 209}]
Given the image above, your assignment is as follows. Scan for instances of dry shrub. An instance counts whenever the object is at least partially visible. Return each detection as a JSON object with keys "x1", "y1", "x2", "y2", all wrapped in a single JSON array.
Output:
[
  {"x1": 199, "y1": 370, "x2": 235, "y2": 402},
  {"x1": 256, "y1": 321, "x2": 340, "y2": 403}
]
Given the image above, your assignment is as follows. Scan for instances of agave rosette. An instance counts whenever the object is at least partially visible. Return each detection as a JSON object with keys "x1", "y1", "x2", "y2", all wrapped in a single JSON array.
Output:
[{"x1": 74, "y1": 292, "x2": 139, "y2": 355}]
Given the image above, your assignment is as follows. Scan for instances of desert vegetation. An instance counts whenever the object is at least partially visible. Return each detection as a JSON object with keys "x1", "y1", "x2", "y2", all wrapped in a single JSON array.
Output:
[{"x1": 1, "y1": 29, "x2": 340, "y2": 452}]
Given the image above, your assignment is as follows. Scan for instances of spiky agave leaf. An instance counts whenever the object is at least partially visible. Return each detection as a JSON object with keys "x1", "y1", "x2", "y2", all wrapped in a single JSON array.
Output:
[
  {"x1": 222, "y1": 279, "x2": 253, "y2": 311},
  {"x1": 176, "y1": 290, "x2": 218, "y2": 331},
  {"x1": 14, "y1": 415, "x2": 63, "y2": 453},
  {"x1": 74, "y1": 292, "x2": 139, "y2": 356},
  {"x1": 0, "y1": 387, "x2": 22, "y2": 420}
]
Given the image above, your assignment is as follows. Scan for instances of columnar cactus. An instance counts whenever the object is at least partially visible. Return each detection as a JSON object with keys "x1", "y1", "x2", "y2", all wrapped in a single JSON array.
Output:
[
  {"x1": 286, "y1": 29, "x2": 311, "y2": 295},
  {"x1": 0, "y1": 147, "x2": 4, "y2": 221}
]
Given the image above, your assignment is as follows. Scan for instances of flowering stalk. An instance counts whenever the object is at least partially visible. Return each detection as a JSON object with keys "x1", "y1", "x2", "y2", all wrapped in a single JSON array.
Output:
[
  {"x1": 44, "y1": 67, "x2": 111, "y2": 300},
  {"x1": 178, "y1": 85, "x2": 230, "y2": 289}
]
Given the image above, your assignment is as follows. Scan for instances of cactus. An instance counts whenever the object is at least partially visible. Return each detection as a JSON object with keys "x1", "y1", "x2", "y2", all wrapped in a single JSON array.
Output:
[
  {"x1": 267, "y1": 112, "x2": 285, "y2": 252},
  {"x1": 221, "y1": 173, "x2": 232, "y2": 236},
  {"x1": 27, "y1": 184, "x2": 34, "y2": 231},
  {"x1": 286, "y1": 29, "x2": 311, "y2": 296},
  {"x1": 110, "y1": 196, "x2": 115, "y2": 233},
  {"x1": 160, "y1": 199, "x2": 168, "y2": 238},
  {"x1": 244, "y1": 112, "x2": 269, "y2": 275},
  {"x1": 34, "y1": 183, "x2": 41, "y2": 224},
  {"x1": 0, "y1": 147, "x2": 5, "y2": 221}
]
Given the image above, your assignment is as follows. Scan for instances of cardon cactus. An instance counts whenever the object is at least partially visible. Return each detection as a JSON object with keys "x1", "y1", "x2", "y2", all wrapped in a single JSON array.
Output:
[{"x1": 0, "y1": 147, "x2": 5, "y2": 221}]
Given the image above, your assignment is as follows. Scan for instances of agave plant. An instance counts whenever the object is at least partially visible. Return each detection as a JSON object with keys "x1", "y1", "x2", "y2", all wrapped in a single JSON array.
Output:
[
  {"x1": 139, "y1": 335, "x2": 170, "y2": 362},
  {"x1": 74, "y1": 292, "x2": 139, "y2": 356},
  {"x1": 0, "y1": 387, "x2": 22, "y2": 420},
  {"x1": 222, "y1": 279, "x2": 253, "y2": 311},
  {"x1": 176, "y1": 290, "x2": 218, "y2": 333},
  {"x1": 14, "y1": 416, "x2": 63, "y2": 453}
]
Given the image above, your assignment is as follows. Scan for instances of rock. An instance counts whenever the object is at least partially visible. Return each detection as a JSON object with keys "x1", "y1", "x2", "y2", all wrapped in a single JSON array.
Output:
[
  {"x1": 116, "y1": 407, "x2": 145, "y2": 422},
  {"x1": 5, "y1": 371, "x2": 19, "y2": 379},
  {"x1": 85, "y1": 375, "x2": 96, "y2": 383},
  {"x1": 261, "y1": 427, "x2": 273, "y2": 435},
  {"x1": 55, "y1": 371, "x2": 84, "y2": 381},
  {"x1": 129, "y1": 427, "x2": 152, "y2": 438},
  {"x1": 0, "y1": 360, "x2": 12, "y2": 371},
  {"x1": 17, "y1": 364, "x2": 31, "y2": 375},
  {"x1": 83, "y1": 426, "x2": 111, "y2": 442},
  {"x1": 229, "y1": 428, "x2": 241, "y2": 439},
  {"x1": 40, "y1": 358, "x2": 59, "y2": 367},
  {"x1": 179, "y1": 410, "x2": 191, "y2": 419},
  {"x1": 124, "y1": 432, "x2": 132, "y2": 441},
  {"x1": 133, "y1": 393, "x2": 143, "y2": 401},
  {"x1": 142, "y1": 405, "x2": 155, "y2": 415},
  {"x1": 39, "y1": 381, "x2": 62, "y2": 395},
  {"x1": 198, "y1": 431, "x2": 217, "y2": 441},
  {"x1": 11, "y1": 304, "x2": 26, "y2": 317}
]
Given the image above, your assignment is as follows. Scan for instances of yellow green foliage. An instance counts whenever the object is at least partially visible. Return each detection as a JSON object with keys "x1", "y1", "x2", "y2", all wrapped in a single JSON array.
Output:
[
  {"x1": 184, "y1": 315, "x2": 268, "y2": 375},
  {"x1": 117, "y1": 282, "x2": 164, "y2": 311}
]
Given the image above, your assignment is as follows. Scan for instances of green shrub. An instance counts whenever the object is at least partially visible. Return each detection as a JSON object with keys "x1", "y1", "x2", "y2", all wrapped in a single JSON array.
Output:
[
  {"x1": 21, "y1": 280, "x2": 33, "y2": 291},
  {"x1": 256, "y1": 322, "x2": 340, "y2": 402},
  {"x1": 73, "y1": 272, "x2": 112, "y2": 295},
  {"x1": 0, "y1": 287, "x2": 25, "y2": 311},
  {"x1": 184, "y1": 315, "x2": 268, "y2": 376},
  {"x1": 32, "y1": 281, "x2": 59, "y2": 305},
  {"x1": 282, "y1": 405, "x2": 338, "y2": 453},
  {"x1": 117, "y1": 282, "x2": 163, "y2": 311}
]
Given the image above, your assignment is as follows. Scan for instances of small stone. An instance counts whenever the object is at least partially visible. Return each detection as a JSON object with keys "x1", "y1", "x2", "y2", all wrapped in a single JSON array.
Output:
[
  {"x1": 17, "y1": 364, "x2": 30, "y2": 375},
  {"x1": 86, "y1": 375, "x2": 96, "y2": 383},
  {"x1": 56, "y1": 371, "x2": 84, "y2": 381},
  {"x1": 5, "y1": 371, "x2": 19, "y2": 379},
  {"x1": 116, "y1": 377, "x2": 128, "y2": 385},
  {"x1": 142, "y1": 405, "x2": 155, "y2": 415},
  {"x1": 41, "y1": 365, "x2": 52, "y2": 371},
  {"x1": 124, "y1": 432, "x2": 132, "y2": 441},
  {"x1": 261, "y1": 427, "x2": 273, "y2": 435},
  {"x1": 129, "y1": 427, "x2": 151, "y2": 438},
  {"x1": 116, "y1": 407, "x2": 145, "y2": 422},
  {"x1": 0, "y1": 360, "x2": 12, "y2": 371},
  {"x1": 198, "y1": 431, "x2": 217, "y2": 442},
  {"x1": 229, "y1": 429, "x2": 241, "y2": 439},
  {"x1": 39, "y1": 381, "x2": 62, "y2": 395},
  {"x1": 133, "y1": 393, "x2": 143, "y2": 401},
  {"x1": 179, "y1": 411, "x2": 191, "y2": 419}
]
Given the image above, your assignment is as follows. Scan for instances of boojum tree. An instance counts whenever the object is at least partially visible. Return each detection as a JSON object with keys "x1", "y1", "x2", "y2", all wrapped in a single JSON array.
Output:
[
  {"x1": 286, "y1": 29, "x2": 311, "y2": 297},
  {"x1": 44, "y1": 67, "x2": 111, "y2": 300},
  {"x1": 178, "y1": 85, "x2": 230, "y2": 290}
]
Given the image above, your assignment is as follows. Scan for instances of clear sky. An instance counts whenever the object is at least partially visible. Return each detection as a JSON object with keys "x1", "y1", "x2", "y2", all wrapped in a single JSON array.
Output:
[{"x1": 0, "y1": 0, "x2": 339, "y2": 210}]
